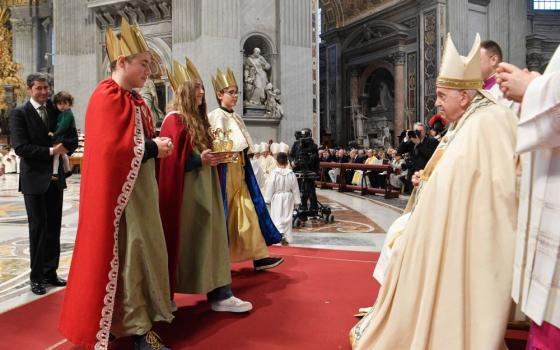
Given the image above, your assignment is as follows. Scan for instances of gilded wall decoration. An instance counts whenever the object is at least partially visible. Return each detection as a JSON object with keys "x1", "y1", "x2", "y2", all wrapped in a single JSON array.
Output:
[{"x1": 423, "y1": 9, "x2": 437, "y2": 119}]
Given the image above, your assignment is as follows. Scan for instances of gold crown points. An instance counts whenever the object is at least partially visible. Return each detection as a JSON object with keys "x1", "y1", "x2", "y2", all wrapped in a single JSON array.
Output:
[
  {"x1": 436, "y1": 77, "x2": 483, "y2": 90},
  {"x1": 105, "y1": 27, "x2": 120, "y2": 62},
  {"x1": 105, "y1": 17, "x2": 149, "y2": 62},
  {"x1": 0, "y1": 7, "x2": 10, "y2": 25},
  {"x1": 211, "y1": 68, "x2": 238, "y2": 94},
  {"x1": 167, "y1": 57, "x2": 202, "y2": 92}
]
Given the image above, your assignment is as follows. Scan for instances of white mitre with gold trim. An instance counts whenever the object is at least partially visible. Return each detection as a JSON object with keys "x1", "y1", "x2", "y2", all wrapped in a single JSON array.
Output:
[
  {"x1": 279, "y1": 142, "x2": 290, "y2": 154},
  {"x1": 437, "y1": 33, "x2": 483, "y2": 90},
  {"x1": 270, "y1": 142, "x2": 280, "y2": 155}
]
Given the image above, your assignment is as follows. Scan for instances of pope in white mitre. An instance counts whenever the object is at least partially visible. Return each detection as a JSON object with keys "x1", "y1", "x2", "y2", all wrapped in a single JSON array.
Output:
[{"x1": 350, "y1": 33, "x2": 519, "y2": 349}]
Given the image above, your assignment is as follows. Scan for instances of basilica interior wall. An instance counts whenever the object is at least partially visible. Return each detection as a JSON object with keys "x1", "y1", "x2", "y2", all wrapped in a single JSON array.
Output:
[{"x1": 319, "y1": 0, "x2": 540, "y2": 147}]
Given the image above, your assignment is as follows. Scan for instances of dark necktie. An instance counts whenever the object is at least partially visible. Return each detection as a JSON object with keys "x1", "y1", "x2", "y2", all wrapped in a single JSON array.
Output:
[{"x1": 38, "y1": 105, "x2": 48, "y2": 127}]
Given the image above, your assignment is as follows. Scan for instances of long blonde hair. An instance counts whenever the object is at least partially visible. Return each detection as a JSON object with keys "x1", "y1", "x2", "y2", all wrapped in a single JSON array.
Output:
[{"x1": 171, "y1": 80, "x2": 212, "y2": 151}]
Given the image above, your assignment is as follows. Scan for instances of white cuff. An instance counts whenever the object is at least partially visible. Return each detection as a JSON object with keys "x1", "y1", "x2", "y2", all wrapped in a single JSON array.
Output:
[{"x1": 49, "y1": 147, "x2": 53, "y2": 156}]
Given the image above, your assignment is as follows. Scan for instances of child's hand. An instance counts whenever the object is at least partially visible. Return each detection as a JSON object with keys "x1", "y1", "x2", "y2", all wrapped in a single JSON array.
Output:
[{"x1": 48, "y1": 132, "x2": 54, "y2": 137}]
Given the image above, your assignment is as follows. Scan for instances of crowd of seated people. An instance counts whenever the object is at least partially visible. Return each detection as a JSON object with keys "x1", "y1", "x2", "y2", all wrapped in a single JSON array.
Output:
[{"x1": 316, "y1": 117, "x2": 444, "y2": 195}]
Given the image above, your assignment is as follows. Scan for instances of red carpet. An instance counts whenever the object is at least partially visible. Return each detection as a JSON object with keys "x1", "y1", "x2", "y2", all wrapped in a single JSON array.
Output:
[{"x1": 0, "y1": 246, "x2": 380, "y2": 350}]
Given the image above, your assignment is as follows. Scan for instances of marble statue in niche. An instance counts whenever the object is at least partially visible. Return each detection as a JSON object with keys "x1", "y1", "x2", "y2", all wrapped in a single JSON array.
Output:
[
  {"x1": 244, "y1": 47, "x2": 271, "y2": 105},
  {"x1": 264, "y1": 82, "x2": 283, "y2": 119},
  {"x1": 378, "y1": 81, "x2": 393, "y2": 110}
]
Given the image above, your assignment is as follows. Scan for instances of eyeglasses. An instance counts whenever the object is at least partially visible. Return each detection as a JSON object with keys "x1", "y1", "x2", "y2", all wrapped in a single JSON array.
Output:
[{"x1": 225, "y1": 90, "x2": 238, "y2": 96}]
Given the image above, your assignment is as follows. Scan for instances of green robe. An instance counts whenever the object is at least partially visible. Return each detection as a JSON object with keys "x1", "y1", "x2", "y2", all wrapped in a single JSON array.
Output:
[
  {"x1": 176, "y1": 151, "x2": 231, "y2": 294},
  {"x1": 111, "y1": 159, "x2": 174, "y2": 337}
]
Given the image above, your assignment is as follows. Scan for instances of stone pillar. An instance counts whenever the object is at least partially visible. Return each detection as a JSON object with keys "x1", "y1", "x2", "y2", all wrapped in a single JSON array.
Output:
[
  {"x1": 53, "y1": 0, "x2": 97, "y2": 130},
  {"x1": 9, "y1": 17, "x2": 34, "y2": 80},
  {"x1": 393, "y1": 51, "x2": 405, "y2": 146},
  {"x1": 278, "y1": 0, "x2": 313, "y2": 143},
  {"x1": 350, "y1": 69, "x2": 359, "y2": 110},
  {"x1": 172, "y1": 0, "x2": 241, "y2": 112},
  {"x1": 350, "y1": 69, "x2": 359, "y2": 142},
  {"x1": 446, "y1": 0, "x2": 469, "y2": 53},
  {"x1": 420, "y1": 6, "x2": 440, "y2": 121}
]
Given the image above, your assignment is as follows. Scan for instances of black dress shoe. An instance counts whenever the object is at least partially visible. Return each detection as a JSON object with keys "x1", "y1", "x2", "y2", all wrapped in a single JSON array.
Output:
[
  {"x1": 253, "y1": 257, "x2": 284, "y2": 271},
  {"x1": 43, "y1": 277, "x2": 67, "y2": 286},
  {"x1": 30, "y1": 282, "x2": 46, "y2": 295}
]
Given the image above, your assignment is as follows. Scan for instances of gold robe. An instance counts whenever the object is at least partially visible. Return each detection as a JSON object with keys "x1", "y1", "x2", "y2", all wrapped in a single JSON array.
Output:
[
  {"x1": 351, "y1": 94, "x2": 519, "y2": 350},
  {"x1": 208, "y1": 108, "x2": 269, "y2": 262}
]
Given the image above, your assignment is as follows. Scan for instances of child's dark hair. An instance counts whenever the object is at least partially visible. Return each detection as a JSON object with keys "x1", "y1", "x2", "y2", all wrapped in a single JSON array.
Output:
[
  {"x1": 277, "y1": 152, "x2": 288, "y2": 166},
  {"x1": 53, "y1": 91, "x2": 74, "y2": 106}
]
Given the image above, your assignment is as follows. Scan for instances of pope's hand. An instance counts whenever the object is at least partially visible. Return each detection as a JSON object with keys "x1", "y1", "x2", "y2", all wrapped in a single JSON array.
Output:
[
  {"x1": 412, "y1": 170, "x2": 424, "y2": 187},
  {"x1": 155, "y1": 137, "x2": 173, "y2": 158},
  {"x1": 201, "y1": 149, "x2": 230, "y2": 166}
]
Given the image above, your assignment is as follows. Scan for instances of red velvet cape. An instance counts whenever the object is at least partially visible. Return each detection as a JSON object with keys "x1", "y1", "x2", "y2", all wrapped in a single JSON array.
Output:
[
  {"x1": 157, "y1": 112, "x2": 192, "y2": 296},
  {"x1": 59, "y1": 79, "x2": 154, "y2": 349}
]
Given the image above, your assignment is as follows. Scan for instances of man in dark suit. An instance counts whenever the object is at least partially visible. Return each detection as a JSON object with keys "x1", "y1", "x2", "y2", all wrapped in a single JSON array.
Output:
[{"x1": 9, "y1": 73, "x2": 77, "y2": 295}]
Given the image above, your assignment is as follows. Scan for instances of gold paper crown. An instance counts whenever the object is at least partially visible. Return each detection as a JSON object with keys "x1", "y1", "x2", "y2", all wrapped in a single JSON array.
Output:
[
  {"x1": 436, "y1": 33, "x2": 483, "y2": 90},
  {"x1": 211, "y1": 68, "x2": 238, "y2": 94},
  {"x1": 167, "y1": 57, "x2": 202, "y2": 92},
  {"x1": 105, "y1": 18, "x2": 150, "y2": 62},
  {"x1": 1, "y1": 7, "x2": 10, "y2": 26}
]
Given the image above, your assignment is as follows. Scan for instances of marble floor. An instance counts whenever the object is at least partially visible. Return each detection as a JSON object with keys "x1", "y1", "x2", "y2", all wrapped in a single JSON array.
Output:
[{"x1": 0, "y1": 173, "x2": 402, "y2": 314}]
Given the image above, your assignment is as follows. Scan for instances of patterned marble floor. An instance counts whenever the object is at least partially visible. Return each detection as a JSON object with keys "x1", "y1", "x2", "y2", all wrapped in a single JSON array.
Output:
[{"x1": 0, "y1": 173, "x2": 401, "y2": 313}]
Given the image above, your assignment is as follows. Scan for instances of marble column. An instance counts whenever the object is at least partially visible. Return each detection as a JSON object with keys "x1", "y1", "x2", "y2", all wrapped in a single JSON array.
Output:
[
  {"x1": 446, "y1": 0, "x2": 469, "y2": 53},
  {"x1": 350, "y1": 69, "x2": 359, "y2": 142},
  {"x1": 278, "y1": 0, "x2": 313, "y2": 143},
  {"x1": 393, "y1": 51, "x2": 405, "y2": 147},
  {"x1": 350, "y1": 69, "x2": 359, "y2": 109},
  {"x1": 9, "y1": 17, "x2": 34, "y2": 80},
  {"x1": 53, "y1": 0, "x2": 97, "y2": 129}
]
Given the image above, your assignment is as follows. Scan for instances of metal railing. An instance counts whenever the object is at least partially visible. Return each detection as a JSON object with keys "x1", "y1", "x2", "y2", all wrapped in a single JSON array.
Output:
[{"x1": 316, "y1": 162, "x2": 400, "y2": 198}]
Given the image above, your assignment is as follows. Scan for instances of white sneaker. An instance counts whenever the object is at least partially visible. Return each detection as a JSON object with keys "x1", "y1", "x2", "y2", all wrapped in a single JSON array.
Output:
[{"x1": 211, "y1": 296, "x2": 253, "y2": 313}]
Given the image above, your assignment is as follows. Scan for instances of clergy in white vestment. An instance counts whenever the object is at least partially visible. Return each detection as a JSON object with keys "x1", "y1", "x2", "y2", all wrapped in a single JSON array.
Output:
[
  {"x1": 264, "y1": 146, "x2": 301, "y2": 245},
  {"x1": 350, "y1": 33, "x2": 519, "y2": 350},
  {"x1": 498, "y1": 44, "x2": 560, "y2": 348},
  {"x1": 260, "y1": 141, "x2": 278, "y2": 186},
  {"x1": 270, "y1": 142, "x2": 280, "y2": 158},
  {"x1": 250, "y1": 143, "x2": 265, "y2": 192}
]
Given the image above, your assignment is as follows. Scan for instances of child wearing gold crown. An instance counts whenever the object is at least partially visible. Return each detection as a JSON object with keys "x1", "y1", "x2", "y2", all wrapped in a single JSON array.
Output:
[
  {"x1": 59, "y1": 19, "x2": 174, "y2": 350},
  {"x1": 207, "y1": 68, "x2": 284, "y2": 270},
  {"x1": 158, "y1": 57, "x2": 253, "y2": 314}
]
